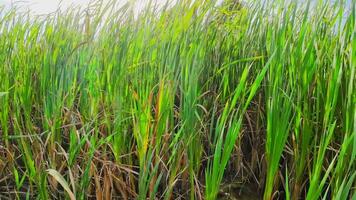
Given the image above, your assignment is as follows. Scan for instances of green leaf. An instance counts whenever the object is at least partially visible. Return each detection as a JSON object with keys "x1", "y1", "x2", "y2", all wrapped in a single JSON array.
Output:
[{"x1": 0, "y1": 92, "x2": 8, "y2": 97}]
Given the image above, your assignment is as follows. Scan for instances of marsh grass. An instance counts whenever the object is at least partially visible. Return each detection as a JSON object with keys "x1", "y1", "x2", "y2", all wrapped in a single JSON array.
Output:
[{"x1": 0, "y1": 0, "x2": 355, "y2": 199}]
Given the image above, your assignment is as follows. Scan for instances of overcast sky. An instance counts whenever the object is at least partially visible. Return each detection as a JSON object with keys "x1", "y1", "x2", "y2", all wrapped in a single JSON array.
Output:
[
  {"x1": 0, "y1": 0, "x2": 190, "y2": 15},
  {"x1": 0, "y1": 0, "x2": 352, "y2": 15},
  {"x1": 0, "y1": 0, "x2": 143, "y2": 14}
]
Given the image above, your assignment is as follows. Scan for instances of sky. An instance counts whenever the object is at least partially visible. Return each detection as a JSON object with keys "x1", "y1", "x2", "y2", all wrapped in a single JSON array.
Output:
[
  {"x1": 0, "y1": 0, "x2": 192, "y2": 15},
  {"x1": 0, "y1": 0, "x2": 352, "y2": 15},
  {"x1": 0, "y1": 0, "x2": 148, "y2": 14}
]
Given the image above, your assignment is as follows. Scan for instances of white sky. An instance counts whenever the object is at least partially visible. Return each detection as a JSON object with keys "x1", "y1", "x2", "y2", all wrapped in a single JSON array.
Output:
[
  {"x1": 0, "y1": 0, "x2": 180, "y2": 15},
  {"x1": 0, "y1": 0, "x2": 352, "y2": 15}
]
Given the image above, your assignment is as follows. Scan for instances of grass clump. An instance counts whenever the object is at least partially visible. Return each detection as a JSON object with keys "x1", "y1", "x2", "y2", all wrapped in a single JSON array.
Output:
[{"x1": 0, "y1": 0, "x2": 355, "y2": 199}]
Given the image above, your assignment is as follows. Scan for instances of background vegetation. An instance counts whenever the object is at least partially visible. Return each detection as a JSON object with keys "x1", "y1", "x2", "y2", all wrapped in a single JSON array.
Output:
[{"x1": 0, "y1": 0, "x2": 355, "y2": 199}]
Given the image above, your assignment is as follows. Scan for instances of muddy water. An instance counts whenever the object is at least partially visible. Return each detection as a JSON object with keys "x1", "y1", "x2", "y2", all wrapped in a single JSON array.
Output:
[{"x1": 218, "y1": 183, "x2": 261, "y2": 200}]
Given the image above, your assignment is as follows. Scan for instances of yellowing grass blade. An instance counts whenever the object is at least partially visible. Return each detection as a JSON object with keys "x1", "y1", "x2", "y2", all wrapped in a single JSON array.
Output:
[{"x1": 47, "y1": 169, "x2": 76, "y2": 200}]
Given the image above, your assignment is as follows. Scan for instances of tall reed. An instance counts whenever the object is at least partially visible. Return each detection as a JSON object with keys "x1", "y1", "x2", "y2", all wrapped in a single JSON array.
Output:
[{"x1": 0, "y1": 0, "x2": 354, "y2": 199}]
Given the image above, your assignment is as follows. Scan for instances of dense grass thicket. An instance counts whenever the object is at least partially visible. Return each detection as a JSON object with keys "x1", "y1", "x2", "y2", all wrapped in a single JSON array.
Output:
[{"x1": 0, "y1": 0, "x2": 355, "y2": 199}]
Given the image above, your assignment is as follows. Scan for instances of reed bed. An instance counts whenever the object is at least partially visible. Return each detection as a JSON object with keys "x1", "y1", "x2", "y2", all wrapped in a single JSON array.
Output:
[{"x1": 0, "y1": 0, "x2": 355, "y2": 199}]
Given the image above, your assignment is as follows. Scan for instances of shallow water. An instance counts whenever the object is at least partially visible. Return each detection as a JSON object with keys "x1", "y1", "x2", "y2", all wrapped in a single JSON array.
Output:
[{"x1": 218, "y1": 183, "x2": 261, "y2": 200}]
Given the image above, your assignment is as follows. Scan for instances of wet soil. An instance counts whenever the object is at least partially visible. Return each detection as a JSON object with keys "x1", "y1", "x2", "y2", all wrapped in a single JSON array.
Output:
[{"x1": 218, "y1": 183, "x2": 261, "y2": 200}]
